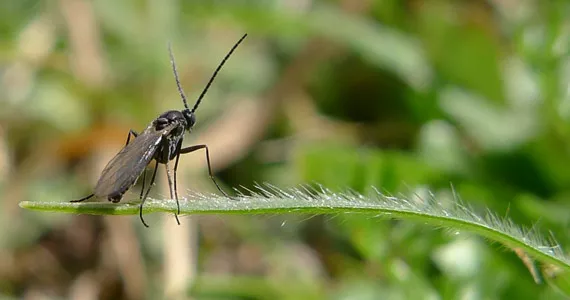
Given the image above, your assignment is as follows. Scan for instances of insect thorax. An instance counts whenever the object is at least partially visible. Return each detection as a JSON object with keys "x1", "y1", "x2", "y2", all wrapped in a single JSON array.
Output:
[
  {"x1": 155, "y1": 110, "x2": 188, "y2": 131},
  {"x1": 151, "y1": 110, "x2": 187, "y2": 164}
]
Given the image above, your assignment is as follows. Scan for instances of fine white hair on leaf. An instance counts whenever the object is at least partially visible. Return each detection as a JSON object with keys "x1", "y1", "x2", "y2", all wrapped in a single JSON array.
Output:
[{"x1": 173, "y1": 183, "x2": 568, "y2": 268}]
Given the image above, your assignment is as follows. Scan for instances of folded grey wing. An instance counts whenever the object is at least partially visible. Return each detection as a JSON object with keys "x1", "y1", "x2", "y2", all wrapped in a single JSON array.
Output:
[{"x1": 93, "y1": 125, "x2": 174, "y2": 198}]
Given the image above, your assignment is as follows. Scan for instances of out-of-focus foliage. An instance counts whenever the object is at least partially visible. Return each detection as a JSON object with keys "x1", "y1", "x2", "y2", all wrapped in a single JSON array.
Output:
[{"x1": 1, "y1": 0, "x2": 570, "y2": 299}]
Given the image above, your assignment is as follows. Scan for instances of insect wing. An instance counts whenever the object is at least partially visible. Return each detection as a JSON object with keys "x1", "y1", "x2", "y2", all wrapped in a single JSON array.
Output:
[{"x1": 93, "y1": 124, "x2": 175, "y2": 198}]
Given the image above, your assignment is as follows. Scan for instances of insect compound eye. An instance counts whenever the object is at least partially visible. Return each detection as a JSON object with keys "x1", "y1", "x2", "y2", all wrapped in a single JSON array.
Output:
[{"x1": 183, "y1": 110, "x2": 196, "y2": 129}]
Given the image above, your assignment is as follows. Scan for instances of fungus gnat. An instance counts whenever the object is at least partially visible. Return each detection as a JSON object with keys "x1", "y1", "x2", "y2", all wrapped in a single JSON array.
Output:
[{"x1": 71, "y1": 34, "x2": 247, "y2": 227}]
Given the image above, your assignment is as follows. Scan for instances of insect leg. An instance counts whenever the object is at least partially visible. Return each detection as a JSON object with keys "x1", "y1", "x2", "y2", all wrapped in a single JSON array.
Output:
[
  {"x1": 179, "y1": 144, "x2": 229, "y2": 197},
  {"x1": 165, "y1": 162, "x2": 181, "y2": 225},
  {"x1": 70, "y1": 193, "x2": 94, "y2": 203},
  {"x1": 139, "y1": 169, "x2": 146, "y2": 200},
  {"x1": 173, "y1": 142, "x2": 183, "y2": 216},
  {"x1": 140, "y1": 159, "x2": 159, "y2": 228},
  {"x1": 125, "y1": 130, "x2": 138, "y2": 146}
]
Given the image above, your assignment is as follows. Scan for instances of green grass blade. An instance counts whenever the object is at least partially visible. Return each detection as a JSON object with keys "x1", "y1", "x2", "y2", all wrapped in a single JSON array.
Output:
[{"x1": 19, "y1": 184, "x2": 570, "y2": 275}]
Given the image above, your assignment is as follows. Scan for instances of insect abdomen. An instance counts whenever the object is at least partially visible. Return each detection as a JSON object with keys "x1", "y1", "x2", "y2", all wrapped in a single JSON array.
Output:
[{"x1": 108, "y1": 191, "x2": 125, "y2": 203}]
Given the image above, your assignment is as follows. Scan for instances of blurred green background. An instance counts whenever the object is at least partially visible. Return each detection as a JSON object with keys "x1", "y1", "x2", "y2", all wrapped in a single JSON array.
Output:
[{"x1": 1, "y1": 0, "x2": 570, "y2": 299}]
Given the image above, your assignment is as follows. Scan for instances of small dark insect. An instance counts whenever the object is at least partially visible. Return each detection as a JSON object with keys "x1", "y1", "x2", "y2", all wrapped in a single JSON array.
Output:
[{"x1": 71, "y1": 34, "x2": 247, "y2": 227}]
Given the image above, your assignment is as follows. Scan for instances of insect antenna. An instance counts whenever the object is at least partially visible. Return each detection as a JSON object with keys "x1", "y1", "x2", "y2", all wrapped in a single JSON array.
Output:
[
  {"x1": 168, "y1": 34, "x2": 248, "y2": 113},
  {"x1": 168, "y1": 42, "x2": 190, "y2": 110}
]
